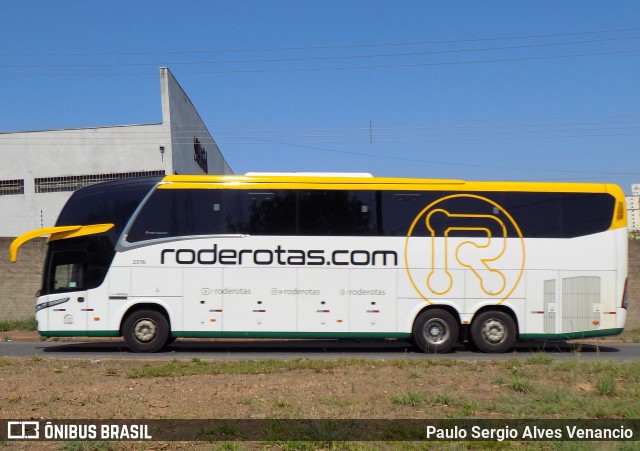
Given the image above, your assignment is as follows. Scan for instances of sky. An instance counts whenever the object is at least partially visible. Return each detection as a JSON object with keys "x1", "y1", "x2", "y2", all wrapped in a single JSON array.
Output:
[{"x1": 1, "y1": 1, "x2": 639, "y2": 193}]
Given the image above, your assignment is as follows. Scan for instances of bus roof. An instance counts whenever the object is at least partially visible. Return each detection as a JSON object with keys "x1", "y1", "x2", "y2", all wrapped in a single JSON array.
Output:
[{"x1": 160, "y1": 173, "x2": 624, "y2": 197}]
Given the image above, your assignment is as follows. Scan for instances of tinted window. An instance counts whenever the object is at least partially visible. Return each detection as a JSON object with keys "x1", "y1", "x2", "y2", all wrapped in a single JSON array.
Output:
[
  {"x1": 42, "y1": 178, "x2": 159, "y2": 295},
  {"x1": 233, "y1": 191, "x2": 297, "y2": 235},
  {"x1": 43, "y1": 236, "x2": 116, "y2": 295},
  {"x1": 126, "y1": 188, "x2": 616, "y2": 242},
  {"x1": 380, "y1": 191, "x2": 614, "y2": 238},
  {"x1": 126, "y1": 189, "x2": 227, "y2": 241},
  {"x1": 298, "y1": 190, "x2": 376, "y2": 235},
  {"x1": 57, "y1": 178, "x2": 158, "y2": 237},
  {"x1": 127, "y1": 189, "x2": 298, "y2": 241},
  {"x1": 379, "y1": 192, "x2": 430, "y2": 236},
  {"x1": 559, "y1": 193, "x2": 615, "y2": 238}
]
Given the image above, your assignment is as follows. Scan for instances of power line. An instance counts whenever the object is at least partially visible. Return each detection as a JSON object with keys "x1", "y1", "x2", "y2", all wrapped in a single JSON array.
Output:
[
  {"x1": 0, "y1": 27, "x2": 636, "y2": 58},
  {"x1": 0, "y1": 47, "x2": 636, "y2": 77},
  {"x1": 214, "y1": 134, "x2": 640, "y2": 177},
  {"x1": 1, "y1": 35, "x2": 638, "y2": 70}
]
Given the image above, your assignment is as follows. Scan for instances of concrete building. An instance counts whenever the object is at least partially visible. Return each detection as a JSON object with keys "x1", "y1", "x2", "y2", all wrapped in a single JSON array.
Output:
[
  {"x1": 627, "y1": 184, "x2": 640, "y2": 233},
  {"x1": 0, "y1": 67, "x2": 232, "y2": 237}
]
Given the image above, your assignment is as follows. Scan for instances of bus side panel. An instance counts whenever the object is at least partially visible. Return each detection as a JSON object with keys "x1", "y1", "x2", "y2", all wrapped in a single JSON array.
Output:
[
  {"x1": 182, "y1": 268, "x2": 223, "y2": 334},
  {"x1": 296, "y1": 267, "x2": 349, "y2": 333},
  {"x1": 523, "y1": 270, "x2": 559, "y2": 335},
  {"x1": 520, "y1": 232, "x2": 624, "y2": 337},
  {"x1": 615, "y1": 228, "x2": 629, "y2": 330},
  {"x1": 223, "y1": 267, "x2": 296, "y2": 333},
  {"x1": 122, "y1": 266, "x2": 184, "y2": 333},
  {"x1": 348, "y1": 268, "x2": 397, "y2": 332}
]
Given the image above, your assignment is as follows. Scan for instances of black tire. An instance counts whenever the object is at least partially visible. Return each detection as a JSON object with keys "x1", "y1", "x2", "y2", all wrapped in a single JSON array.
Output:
[
  {"x1": 412, "y1": 309, "x2": 459, "y2": 353},
  {"x1": 122, "y1": 309, "x2": 170, "y2": 353},
  {"x1": 470, "y1": 310, "x2": 516, "y2": 353}
]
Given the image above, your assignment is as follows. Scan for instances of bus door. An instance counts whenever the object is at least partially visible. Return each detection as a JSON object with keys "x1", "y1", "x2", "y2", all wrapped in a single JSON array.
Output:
[{"x1": 45, "y1": 250, "x2": 89, "y2": 333}]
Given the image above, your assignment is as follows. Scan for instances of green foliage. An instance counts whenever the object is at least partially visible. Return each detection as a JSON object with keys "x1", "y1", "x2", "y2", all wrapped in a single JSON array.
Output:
[
  {"x1": 461, "y1": 399, "x2": 480, "y2": 416},
  {"x1": 0, "y1": 317, "x2": 36, "y2": 332},
  {"x1": 525, "y1": 352, "x2": 553, "y2": 365},
  {"x1": 432, "y1": 392, "x2": 455, "y2": 406},
  {"x1": 596, "y1": 373, "x2": 617, "y2": 396},
  {"x1": 511, "y1": 376, "x2": 533, "y2": 394},
  {"x1": 127, "y1": 357, "x2": 382, "y2": 378},
  {"x1": 392, "y1": 390, "x2": 427, "y2": 407},
  {"x1": 60, "y1": 442, "x2": 116, "y2": 451}
]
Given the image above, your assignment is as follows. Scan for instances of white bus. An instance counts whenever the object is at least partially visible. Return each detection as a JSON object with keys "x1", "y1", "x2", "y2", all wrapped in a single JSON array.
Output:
[{"x1": 10, "y1": 174, "x2": 629, "y2": 353}]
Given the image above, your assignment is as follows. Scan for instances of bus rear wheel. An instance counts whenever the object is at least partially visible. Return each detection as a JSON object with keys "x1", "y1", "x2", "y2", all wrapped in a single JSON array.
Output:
[
  {"x1": 122, "y1": 309, "x2": 170, "y2": 353},
  {"x1": 470, "y1": 310, "x2": 516, "y2": 353},
  {"x1": 412, "y1": 309, "x2": 459, "y2": 353}
]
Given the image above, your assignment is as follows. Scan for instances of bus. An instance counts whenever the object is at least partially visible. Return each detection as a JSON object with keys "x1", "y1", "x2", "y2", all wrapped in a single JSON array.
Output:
[{"x1": 9, "y1": 173, "x2": 629, "y2": 353}]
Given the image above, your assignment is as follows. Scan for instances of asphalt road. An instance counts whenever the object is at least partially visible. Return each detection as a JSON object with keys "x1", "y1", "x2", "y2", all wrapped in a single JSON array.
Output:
[{"x1": 1, "y1": 339, "x2": 639, "y2": 361}]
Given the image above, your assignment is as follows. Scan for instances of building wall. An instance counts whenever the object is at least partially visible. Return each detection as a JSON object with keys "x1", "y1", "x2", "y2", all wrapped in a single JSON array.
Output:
[
  {"x1": 0, "y1": 237, "x2": 46, "y2": 320},
  {"x1": 0, "y1": 124, "x2": 169, "y2": 236},
  {"x1": 161, "y1": 68, "x2": 232, "y2": 176},
  {"x1": 0, "y1": 68, "x2": 231, "y2": 238},
  {"x1": 627, "y1": 184, "x2": 640, "y2": 232},
  {"x1": 627, "y1": 239, "x2": 640, "y2": 333}
]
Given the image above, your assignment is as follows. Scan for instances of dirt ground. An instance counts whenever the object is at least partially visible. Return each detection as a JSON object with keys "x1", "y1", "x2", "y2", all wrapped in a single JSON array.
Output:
[
  {"x1": 0, "y1": 358, "x2": 500, "y2": 420},
  {"x1": 1, "y1": 351, "x2": 639, "y2": 450}
]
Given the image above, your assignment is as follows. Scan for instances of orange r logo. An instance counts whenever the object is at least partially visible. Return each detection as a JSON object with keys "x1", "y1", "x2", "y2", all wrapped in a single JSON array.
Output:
[{"x1": 404, "y1": 194, "x2": 525, "y2": 304}]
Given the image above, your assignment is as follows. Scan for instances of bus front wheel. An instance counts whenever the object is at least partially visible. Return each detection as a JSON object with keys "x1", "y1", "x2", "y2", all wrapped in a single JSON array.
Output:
[
  {"x1": 122, "y1": 309, "x2": 170, "y2": 353},
  {"x1": 412, "y1": 309, "x2": 459, "y2": 353},
  {"x1": 470, "y1": 310, "x2": 516, "y2": 353}
]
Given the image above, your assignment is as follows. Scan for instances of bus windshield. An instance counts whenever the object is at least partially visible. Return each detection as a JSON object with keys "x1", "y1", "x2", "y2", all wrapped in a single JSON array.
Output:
[{"x1": 41, "y1": 177, "x2": 160, "y2": 296}]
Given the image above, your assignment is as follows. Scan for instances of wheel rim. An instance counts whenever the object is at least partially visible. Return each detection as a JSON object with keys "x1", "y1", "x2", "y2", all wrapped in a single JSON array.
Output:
[
  {"x1": 480, "y1": 318, "x2": 507, "y2": 344},
  {"x1": 133, "y1": 318, "x2": 157, "y2": 343},
  {"x1": 423, "y1": 318, "x2": 450, "y2": 345}
]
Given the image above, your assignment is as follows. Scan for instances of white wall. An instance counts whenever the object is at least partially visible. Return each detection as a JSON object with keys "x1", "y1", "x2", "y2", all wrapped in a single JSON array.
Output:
[
  {"x1": 0, "y1": 124, "x2": 169, "y2": 180},
  {"x1": 0, "y1": 124, "x2": 170, "y2": 236},
  {"x1": 629, "y1": 210, "x2": 640, "y2": 232},
  {"x1": 0, "y1": 68, "x2": 232, "y2": 237}
]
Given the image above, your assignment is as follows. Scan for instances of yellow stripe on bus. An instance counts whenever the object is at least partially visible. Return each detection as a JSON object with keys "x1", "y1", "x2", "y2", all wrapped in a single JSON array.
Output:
[{"x1": 9, "y1": 223, "x2": 114, "y2": 262}]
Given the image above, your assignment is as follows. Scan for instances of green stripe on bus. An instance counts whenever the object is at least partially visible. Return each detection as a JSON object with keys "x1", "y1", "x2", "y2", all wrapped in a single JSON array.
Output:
[
  {"x1": 171, "y1": 331, "x2": 412, "y2": 339},
  {"x1": 519, "y1": 328, "x2": 623, "y2": 340},
  {"x1": 39, "y1": 331, "x2": 119, "y2": 337}
]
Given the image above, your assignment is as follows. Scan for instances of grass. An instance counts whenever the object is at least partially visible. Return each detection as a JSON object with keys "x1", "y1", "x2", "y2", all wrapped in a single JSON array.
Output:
[
  {"x1": 596, "y1": 374, "x2": 617, "y2": 396},
  {"x1": 120, "y1": 357, "x2": 640, "y2": 421},
  {"x1": 511, "y1": 376, "x2": 533, "y2": 394},
  {"x1": 0, "y1": 317, "x2": 36, "y2": 332},
  {"x1": 59, "y1": 442, "x2": 116, "y2": 451},
  {"x1": 274, "y1": 398, "x2": 292, "y2": 408},
  {"x1": 461, "y1": 399, "x2": 480, "y2": 416},
  {"x1": 127, "y1": 357, "x2": 401, "y2": 378},
  {"x1": 432, "y1": 393, "x2": 455, "y2": 406},
  {"x1": 629, "y1": 327, "x2": 640, "y2": 343},
  {"x1": 525, "y1": 352, "x2": 554, "y2": 365},
  {"x1": 392, "y1": 390, "x2": 427, "y2": 407},
  {"x1": 2, "y1": 357, "x2": 639, "y2": 428}
]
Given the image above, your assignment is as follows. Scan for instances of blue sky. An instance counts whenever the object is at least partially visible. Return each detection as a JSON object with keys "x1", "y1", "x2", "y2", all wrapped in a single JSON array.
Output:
[{"x1": 1, "y1": 1, "x2": 639, "y2": 193}]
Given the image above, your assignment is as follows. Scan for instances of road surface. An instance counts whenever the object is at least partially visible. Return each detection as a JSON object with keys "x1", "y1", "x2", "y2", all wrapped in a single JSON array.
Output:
[{"x1": 1, "y1": 339, "x2": 639, "y2": 361}]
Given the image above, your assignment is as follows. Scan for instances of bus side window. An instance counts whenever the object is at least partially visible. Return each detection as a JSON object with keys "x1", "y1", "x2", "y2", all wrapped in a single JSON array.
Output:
[
  {"x1": 297, "y1": 190, "x2": 376, "y2": 236},
  {"x1": 231, "y1": 191, "x2": 296, "y2": 235},
  {"x1": 127, "y1": 190, "x2": 173, "y2": 241},
  {"x1": 380, "y1": 192, "x2": 429, "y2": 236}
]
